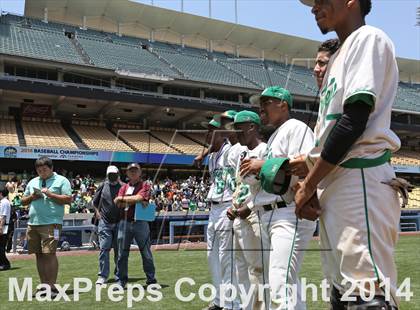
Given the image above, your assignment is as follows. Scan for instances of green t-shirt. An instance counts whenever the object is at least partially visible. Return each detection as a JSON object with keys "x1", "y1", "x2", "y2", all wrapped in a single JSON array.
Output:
[{"x1": 24, "y1": 172, "x2": 72, "y2": 225}]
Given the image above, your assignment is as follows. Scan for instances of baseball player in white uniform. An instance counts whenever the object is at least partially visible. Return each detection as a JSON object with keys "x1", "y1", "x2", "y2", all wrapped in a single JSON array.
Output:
[
  {"x1": 203, "y1": 114, "x2": 243, "y2": 310},
  {"x1": 297, "y1": 1, "x2": 401, "y2": 309},
  {"x1": 241, "y1": 87, "x2": 317, "y2": 310},
  {"x1": 225, "y1": 110, "x2": 269, "y2": 310}
]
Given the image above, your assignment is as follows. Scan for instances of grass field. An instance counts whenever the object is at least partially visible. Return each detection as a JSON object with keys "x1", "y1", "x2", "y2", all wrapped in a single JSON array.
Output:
[{"x1": 0, "y1": 235, "x2": 419, "y2": 310}]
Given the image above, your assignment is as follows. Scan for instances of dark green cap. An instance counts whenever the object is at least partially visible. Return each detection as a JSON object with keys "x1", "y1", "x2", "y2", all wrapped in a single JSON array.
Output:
[
  {"x1": 201, "y1": 115, "x2": 221, "y2": 129},
  {"x1": 220, "y1": 110, "x2": 237, "y2": 120},
  {"x1": 259, "y1": 157, "x2": 291, "y2": 195},
  {"x1": 250, "y1": 86, "x2": 293, "y2": 108}
]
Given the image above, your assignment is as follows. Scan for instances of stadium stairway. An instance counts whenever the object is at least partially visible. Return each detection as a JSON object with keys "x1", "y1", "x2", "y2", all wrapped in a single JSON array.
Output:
[
  {"x1": 15, "y1": 118, "x2": 26, "y2": 147},
  {"x1": 105, "y1": 124, "x2": 136, "y2": 152},
  {"x1": 62, "y1": 122, "x2": 90, "y2": 150},
  {"x1": 179, "y1": 132, "x2": 207, "y2": 148},
  {"x1": 71, "y1": 36, "x2": 94, "y2": 66},
  {"x1": 110, "y1": 127, "x2": 139, "y2": 151},
  {"x1": 149, "y1": 131, "x2": 185, "y2": 154},
  {"x1": 215, "y1": 58, "x2": 263, "y2": 89},
  {"x1": 148, "y1": 47, "x2": 186, "y2": 78}
]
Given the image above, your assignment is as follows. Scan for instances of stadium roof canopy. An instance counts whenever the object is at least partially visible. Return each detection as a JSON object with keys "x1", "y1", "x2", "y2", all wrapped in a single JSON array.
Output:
[{"x1": 24, "y1": 0, "x2": 420, "y2": 83}]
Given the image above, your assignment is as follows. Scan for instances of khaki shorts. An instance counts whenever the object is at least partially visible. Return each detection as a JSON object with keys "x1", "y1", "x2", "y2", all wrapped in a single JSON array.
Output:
[{"x1": 27, "y1": 224, "x2": 62, "y2": 254}]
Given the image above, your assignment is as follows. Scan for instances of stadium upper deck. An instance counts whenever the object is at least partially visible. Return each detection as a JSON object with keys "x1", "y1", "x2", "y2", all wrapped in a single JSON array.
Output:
[{"x1": 0, "y1": 13, "x2": 419, "y2": 114}]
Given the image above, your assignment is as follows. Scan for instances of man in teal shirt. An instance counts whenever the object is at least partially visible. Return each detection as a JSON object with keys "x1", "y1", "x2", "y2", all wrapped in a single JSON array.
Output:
[{"x1": 22, "y1": 156, "x2": 72, "y2": 297}]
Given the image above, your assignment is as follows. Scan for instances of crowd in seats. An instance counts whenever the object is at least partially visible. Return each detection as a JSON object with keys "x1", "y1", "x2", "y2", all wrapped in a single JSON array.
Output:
[
  {"x1": 0, "y1": 171, "x2": 98, "y2": 218},
  {"x1": 391, "y1": 150, "x2": 420, "y2": 166},
  {"x1": 22, "y1": 117, "x2": 77, "y2": 149},
  {"x1": 72, "y1": 120, "x2": 133, "y2": 152},
  {"x1": 118, "y1": 131, "x2": 181, "y2": 154},
  {"x1": 0, "y1": 114, "x2": 19, "y2": 146},
  {"x1": 149, "y1": 127, "x2": 204, "y2": 155},
  {"x1": 150, "y1": 176, "x2": 210, "y2": 212}
]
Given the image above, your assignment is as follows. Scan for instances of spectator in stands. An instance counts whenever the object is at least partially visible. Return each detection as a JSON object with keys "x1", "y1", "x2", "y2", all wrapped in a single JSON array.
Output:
[
  {"x1": 0, "y1": 187, "x2": 11, "y2": 270},
  {"x1": 6, "y1": 176, "x2": 17, "y2": 198},
  {"x1": 114, "y1": 163, "x2": 157, "y2": 289},
  {"x1": 21, "y1": 156, "x2": 72, "y2": 295},
  {"x1": 93, "y1": 165, "x2": 124, "y2": 285},
  {"x1": 72, "y1": 175, "x2": 82, "y2": 190}
]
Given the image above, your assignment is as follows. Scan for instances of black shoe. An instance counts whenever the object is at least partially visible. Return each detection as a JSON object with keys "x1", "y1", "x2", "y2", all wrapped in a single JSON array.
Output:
[
  {"x1": 32, "y1": 288, "x2": 47, "y2": 299},
  {"x1": 202, "y1": 305, "x2": 224, "y2": 310},
  {"x1": 146, "y1": 278, "x2": 157, "y2": 286},
  {"x1": 0, "y1": 265, "x2": 10, "y2": 271}
]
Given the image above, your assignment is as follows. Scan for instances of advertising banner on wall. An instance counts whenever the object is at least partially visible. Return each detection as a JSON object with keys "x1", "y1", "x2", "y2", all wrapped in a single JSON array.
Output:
[{"x1": 0, "y1": 145, "x2": 195, "y2": 165}]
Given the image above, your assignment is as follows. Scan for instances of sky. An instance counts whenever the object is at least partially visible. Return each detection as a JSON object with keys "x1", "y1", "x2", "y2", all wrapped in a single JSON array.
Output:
[{"x1": 1, "y1": 0, "x2": 419, "y2": 60}]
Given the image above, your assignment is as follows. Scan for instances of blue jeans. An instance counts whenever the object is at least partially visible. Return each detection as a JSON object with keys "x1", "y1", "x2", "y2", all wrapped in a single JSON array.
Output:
[
  {"x1": 98, "y1": 220, "x2": 119, "y2": 279},
  {"x1": 116, "y1": 220, "x2": 156, "y2": 284}
]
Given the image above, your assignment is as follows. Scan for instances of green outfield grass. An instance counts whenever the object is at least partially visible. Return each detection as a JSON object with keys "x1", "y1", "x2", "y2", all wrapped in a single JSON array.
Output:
[{"x1": 0, "y1": 235, "x2": 419, "y2": 310}]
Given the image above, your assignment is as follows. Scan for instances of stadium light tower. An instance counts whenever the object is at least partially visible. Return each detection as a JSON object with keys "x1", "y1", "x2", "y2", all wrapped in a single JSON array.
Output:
[
  {"x1": 417, "y1": 6, "x2": 420, "y2": 26},
  {"x1": 209, "y1": 0, "x2": 212, "y2": 18},
  {"x1": 235, "y1": 0, "x2": 238, "y2": 23}
]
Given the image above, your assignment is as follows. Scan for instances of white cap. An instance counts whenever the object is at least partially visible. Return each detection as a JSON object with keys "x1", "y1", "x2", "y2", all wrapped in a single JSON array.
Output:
[{"x1": 106, "y1": 165, "x2": 119, "y2": 175}]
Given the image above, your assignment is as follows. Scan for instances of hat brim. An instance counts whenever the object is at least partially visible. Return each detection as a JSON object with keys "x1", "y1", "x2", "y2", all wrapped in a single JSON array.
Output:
[{"x1": 299, "y1": 0, "x2": 314, "y2": 6}]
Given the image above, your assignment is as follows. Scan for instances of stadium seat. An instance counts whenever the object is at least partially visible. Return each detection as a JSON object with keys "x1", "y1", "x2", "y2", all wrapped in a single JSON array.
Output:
[
  {"x1": 118, "y1": 131, "x2": 181, "y2": 154},
  {"x1": 76, "y1": 37, "x2": 179, "y2": 78},
  {"x1": 407, "y1": 187, "x2": 420, "y2": 209},
  {"x1": 0, "y1": 13, "x2": 418, "y2": 112},
  {"x1": 22, "y1": 120, "x2": 77, "y2": 149},
  {"x1": 0, "y1": 23, "x2": 84, "y2": 65},
  {"x1": 0, "y1": 117, "x2": 19, "y2": 146},
  {"x1": 391, "y1": 150, "x2": 420, "y2": 167},
  {"x1": 72, "y1": 124, "x2": 134, "y2": 152},
  {"x1": 151, "y1": 130, "x2": 204, "y2": 155}
]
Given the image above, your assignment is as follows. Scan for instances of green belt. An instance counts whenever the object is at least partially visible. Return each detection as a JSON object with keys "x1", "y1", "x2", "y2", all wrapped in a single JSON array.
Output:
[{"x1": 340, "y1": 150, "x2": 391, "y2": 169}]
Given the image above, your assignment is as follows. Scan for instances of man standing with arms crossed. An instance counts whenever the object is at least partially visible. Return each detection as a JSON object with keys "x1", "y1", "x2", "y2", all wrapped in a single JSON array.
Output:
[{"x1": 297, "y1": 1, "x2": 401, "y2": 308}]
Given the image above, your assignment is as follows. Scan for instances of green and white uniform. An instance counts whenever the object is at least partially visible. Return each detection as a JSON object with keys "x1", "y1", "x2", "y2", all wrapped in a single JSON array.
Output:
[
  {"x1": 207, "y1": 141, "x2": 244, "y2": 310},
  {"x1": 308, "y1": 25, "x2": 401, "y2": 307},
  {"x1": 232, "y1": 142, "x2": 269, "y2": 310},
  {"x1": 258, "y1": 119, "x2": 316, "y2": 310}
]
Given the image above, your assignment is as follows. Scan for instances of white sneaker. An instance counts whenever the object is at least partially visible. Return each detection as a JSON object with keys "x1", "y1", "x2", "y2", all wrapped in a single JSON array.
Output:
[{"x1": 95, "y1": 277, "x2": 107, "y2": 285}]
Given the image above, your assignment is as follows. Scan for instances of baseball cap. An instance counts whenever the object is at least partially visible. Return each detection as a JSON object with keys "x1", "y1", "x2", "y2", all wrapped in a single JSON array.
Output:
[
  {"x1": 299, "y1": 0, "x2": 314, "y2": 6},
  {"x1": 126, "y1": 163, "x2": 141, "y2": 170},
  {"x1": 106, "y1": 165, "x2": 119, "y2": 175},
  {"x1": 201, "y1": 116, "x2": 222, "y2": 129},
  {"x1": 226, "y1": 110, "x2": 261, "y2": 130},
  {"x1": 259, "y1": 157, "x2": 291, "y2": 195},
  {"x1": 219, "y1": 110, "x2": 237, "y2": 120},
  {"x1": 250, "y1": 86, "x2": 293, "y2": 108}
]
